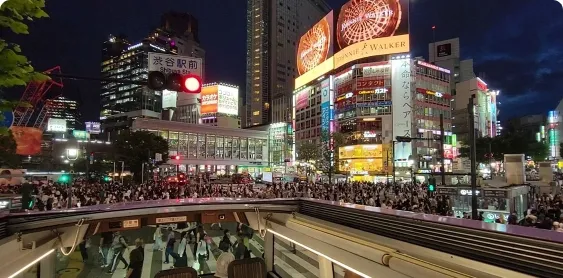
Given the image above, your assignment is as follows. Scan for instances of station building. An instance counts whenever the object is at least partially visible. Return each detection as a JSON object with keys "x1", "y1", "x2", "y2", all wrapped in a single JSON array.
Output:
[{"x1": 131, "y1": 118, "x2": 269, "y2": 177}]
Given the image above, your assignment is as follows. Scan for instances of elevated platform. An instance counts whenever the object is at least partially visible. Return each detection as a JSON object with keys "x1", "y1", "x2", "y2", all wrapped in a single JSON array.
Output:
[{"x1": 0, "y1": 198, "x2": 561, "y2": 278}]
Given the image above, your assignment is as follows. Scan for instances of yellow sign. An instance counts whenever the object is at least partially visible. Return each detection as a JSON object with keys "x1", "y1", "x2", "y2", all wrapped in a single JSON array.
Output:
[
  {"x1": 123, "y1": 219, "x2": 139, "y2": 228},
  {"x1": 295, "y1": 57, "x2": 333, "y2": 89},
  {"x1": 333, "y1": 35, "x2": 410, "y2": 69},
  {"x1": 294, "y1": 34, "x2": 410, "y2": 89},
  {"x1": 156, "y1": 216, "x2": 187, "y2": 224},
  {"x1": 339, "y1": 144, "x2": 383, "y2": 159}
]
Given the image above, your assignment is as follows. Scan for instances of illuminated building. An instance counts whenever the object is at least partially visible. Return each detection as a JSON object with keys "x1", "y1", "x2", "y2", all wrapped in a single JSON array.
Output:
[
  {"x1": 100, "y1": 12, "x2": 205, "y2": 138},
  {"x1": 292, "y1": 0, "x2": 453, "y2": 182},
  {"x1": 453, "y1": 78, "x2": 499, "y2": 144},
  {"x1": 245, "y1": 0, "x2": 331, "y2": 127},
  {"x1": 45, "y1": 96, "x2": 80, "y2": 131},
  {"x1": 547, "y1": 111, "x2": 559, "y2": 159}
]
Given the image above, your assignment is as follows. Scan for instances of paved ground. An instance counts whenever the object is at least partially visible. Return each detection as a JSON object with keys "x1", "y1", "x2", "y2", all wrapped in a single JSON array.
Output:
[{"x1": 51, "y1": 222, "x2": 344, "y2": 278}]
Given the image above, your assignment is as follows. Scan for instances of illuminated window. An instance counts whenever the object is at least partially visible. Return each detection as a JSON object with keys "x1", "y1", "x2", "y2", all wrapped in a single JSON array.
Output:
[
  {"x1": 253, "y1": 111, "x2": 260, "y2": 116},
  {"x1": 264, "y1": 103, "x2": 270, "y2": 110}
]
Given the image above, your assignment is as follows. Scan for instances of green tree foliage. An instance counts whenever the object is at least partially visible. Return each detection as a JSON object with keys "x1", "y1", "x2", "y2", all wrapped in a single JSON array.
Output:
[
  {"x1": 296, "y1": 141, "x2": 320, "y2": 162},
  {"x1": 0, "y1": 129, "x2": 19, "y2": 167},
  {"x1": 459, "y1": 131, "x2": 549, "y2": 162},
  {"x1": 114, "y1": 130, "x2": 169, "y2": 180},
  {"x1": 0, "y1": 0, "x2": 49, "y2": 88}
]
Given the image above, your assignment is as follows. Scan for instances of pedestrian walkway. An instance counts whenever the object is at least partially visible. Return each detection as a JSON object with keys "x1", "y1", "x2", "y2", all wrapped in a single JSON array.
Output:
[{"x1": 54, "y1": 226, "x2": 333, "y2": 278}]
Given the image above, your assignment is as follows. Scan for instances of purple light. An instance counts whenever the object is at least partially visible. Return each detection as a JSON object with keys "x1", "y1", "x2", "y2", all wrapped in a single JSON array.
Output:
[{"x1": 170, "y1": 40, "x2": 176, "y2": 47}]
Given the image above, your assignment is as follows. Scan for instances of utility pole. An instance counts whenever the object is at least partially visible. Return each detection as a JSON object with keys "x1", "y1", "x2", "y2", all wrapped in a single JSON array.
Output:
[
  {"x1": 468, "y1": 95, "x2": 478, "y2": 220},
  {"x1": 392, "y1": 141, "x2": 396, "y2": 184},
  {"x1": 439, "y1": 114, "x2": 446, "y2": 185}
]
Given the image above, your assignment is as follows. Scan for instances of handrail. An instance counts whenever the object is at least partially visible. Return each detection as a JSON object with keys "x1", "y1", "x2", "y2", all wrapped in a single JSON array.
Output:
[{"x1": 298, "y1": 200, "x2": 563, "y2": 278}]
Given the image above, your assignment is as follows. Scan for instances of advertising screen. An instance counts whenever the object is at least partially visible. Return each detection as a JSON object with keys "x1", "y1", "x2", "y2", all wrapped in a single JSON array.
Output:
[
  {"x1": 10, "y1": 126, "x2": 42, "y2": 155},
  {"x1": 333, "y1": 0, "x2": 410, "y2": 68},
  {"x1": 336, "y1": 0, "x2": 408, "y2": 49},
  {"x1": 297, "y1": 11, "x2": 334, "y2": 76},
  {"x1": 85, "y1": 121, "x2": 101, "y2": 134},
  {"x1": 72, "y1": 130, "x2": 90, "y2": 140},
  {"x1": 47, "y1": 118, "x2": 67, "y2": 132},
  {"x1": 437, "y1": 43, "x2": 452, "y2": 57},
  {"x1": 217, "y1": 85, "x2": 239, "y2": 116},
  {"x1": 294, "y1": 0, "x2": 410, "y2": 89},
  {"x1": 294, "y1": 87, "x2": 310, "y2": 110},
  {"x1": 201, "y1": 85, "x2": 219, "y2": 114}
]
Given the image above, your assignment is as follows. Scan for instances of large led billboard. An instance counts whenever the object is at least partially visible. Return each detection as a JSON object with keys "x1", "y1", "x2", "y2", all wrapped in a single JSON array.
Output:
[
  {"x1": 10, "y1": 126, "x2": 42, "y2": 155},
  {"x1": 297, "y1": 11, "x2": 334, "y2": 76},
  {"x1": 295, "y1": 0, "x2": 410, "y2": 89},
  {"x1": 201, "y1": 84, "x2": 239, "y2": 115},
  {"x1": 336, "y1": 0, "x2": 407, "y2": 49}
]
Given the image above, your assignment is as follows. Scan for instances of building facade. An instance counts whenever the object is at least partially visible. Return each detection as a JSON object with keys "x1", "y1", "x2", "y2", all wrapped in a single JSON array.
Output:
[
  {"x1": 294, "y1": 58, "x2": 454, "y2": 182},
  {"x1": 132, "y1": 118, "x2": 269, "y2": 176},
  {"x1": 100, "y1": 12, "x2": 205, "y2": 139},
  {"x1": 428, "y1": 38, "x2": 475, "y2": 84},
  {"x1": 453, "y1": 78, "x2": 499, "y2": 144},
  {"x1": 245, "y1": 0, "x2": 330, "y2": 127},
  {"x1": 45, "y1": 96, "x2": 80, "y2": 131}
]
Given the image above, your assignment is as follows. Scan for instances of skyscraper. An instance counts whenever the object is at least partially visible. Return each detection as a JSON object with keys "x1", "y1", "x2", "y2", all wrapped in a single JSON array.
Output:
[
  {"x1": 45, "y1": 96, "x2": 80, "y2": 131},
  {"x1": 100, "y1": 13, "x2": 205, "y2": 139},
  {"x1": 245, "y1": 0, "x2": 330, "y2": 127}
]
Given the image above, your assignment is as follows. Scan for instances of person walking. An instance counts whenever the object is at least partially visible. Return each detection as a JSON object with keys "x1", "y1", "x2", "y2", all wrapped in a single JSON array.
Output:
[
  {"x1": 153, "y1": 225, "x2": 163, "y2": 251},
  {"x1": 108, "y1": 232, "x2": 129, "y2": 274},
  {"x1": 126, "y1": 239, "x2": 144, "y2": 278}
]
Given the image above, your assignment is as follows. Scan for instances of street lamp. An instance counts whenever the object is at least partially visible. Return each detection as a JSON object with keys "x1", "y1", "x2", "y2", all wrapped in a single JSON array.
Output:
[{"x1": 66, "y1": 148, "x2": 79, "y2": 161}]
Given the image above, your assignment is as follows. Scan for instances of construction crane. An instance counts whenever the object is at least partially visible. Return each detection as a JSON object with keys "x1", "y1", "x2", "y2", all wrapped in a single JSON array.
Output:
[{"x1": 13, "y1": 66, "x2": 64, "y2": 128}]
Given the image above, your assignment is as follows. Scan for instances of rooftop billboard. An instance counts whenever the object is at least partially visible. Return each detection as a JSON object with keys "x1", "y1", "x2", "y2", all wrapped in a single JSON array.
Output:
[
  {"x1": 295, "y1": 0, "x2": 410, "y2": 89},
  {"x1": 296, "y1": 11, "x2": 334, "y2": 76},
  {"x1": 201, "y1": 84, "x2": 239, "y2": 116}
]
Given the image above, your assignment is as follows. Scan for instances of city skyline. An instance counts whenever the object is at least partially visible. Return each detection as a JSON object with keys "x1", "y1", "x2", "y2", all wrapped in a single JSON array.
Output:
[{"x1": 4, "y1": 0, "x2": 563, "y2": 122}]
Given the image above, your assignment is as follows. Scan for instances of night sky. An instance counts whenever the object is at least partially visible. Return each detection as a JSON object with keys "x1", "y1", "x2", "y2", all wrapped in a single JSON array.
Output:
[{"x1": 5, "y1": 0, "x2": 563, "y2": 123}]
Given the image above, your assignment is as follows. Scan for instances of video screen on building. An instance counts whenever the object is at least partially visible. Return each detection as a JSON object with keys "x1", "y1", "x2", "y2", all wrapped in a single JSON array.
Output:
[
  {"x1": 437, "y1": 43, "x2": 452, "y2": 57},
  {"x1": 10, "y1": 127, "x2": 43, "y2": 155},
  {"x1": 333, "y1": 0, "x2": 410, "y2": 68},
  {"x1": 296, "y1": 11, "x2": 334, "y2": 76},
  {"x1": 336, "y1": 0, "x2": 409, "y2": 49},
  {"x1": 294, "y1": 0, "x2": 411, "y2": 89}
]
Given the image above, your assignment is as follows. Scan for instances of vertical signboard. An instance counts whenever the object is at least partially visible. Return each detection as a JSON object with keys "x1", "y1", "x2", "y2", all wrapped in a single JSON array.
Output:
[
  {"x1": 321, "y1": 78, "x2": 331, "y2": 144},
  {"x1": 391, "y1": 58, "x2": 413, "y2": 160},
  {"x1": 162, "y1": 90, "x2": 178, "y2": 109}
]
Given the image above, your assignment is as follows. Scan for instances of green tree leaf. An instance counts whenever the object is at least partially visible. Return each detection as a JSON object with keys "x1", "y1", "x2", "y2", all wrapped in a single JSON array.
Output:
[
  {"x1": 114, "y1": 130, "x2": 169, "y2": 181},
  {"x1": 0, "y1": 129, "x2": 20, "y2": 167},
  {"x1": 0, "y1": 0, "x2": 49, "y2": 88}
]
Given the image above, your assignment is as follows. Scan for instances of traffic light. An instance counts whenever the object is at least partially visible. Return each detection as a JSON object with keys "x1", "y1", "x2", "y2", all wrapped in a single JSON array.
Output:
[
  {"x1": 59, "y1": 174, "x2": 71, "y2": 183},
  {"x1": 147, "y1": 71, "x2": 202, "y2": 94},
  {"x1": 428, "y1": 177, "x2": 437, "y2": 193},
  {"x1": 103, "y1": 176, "x2": 111, "y2": 182}
]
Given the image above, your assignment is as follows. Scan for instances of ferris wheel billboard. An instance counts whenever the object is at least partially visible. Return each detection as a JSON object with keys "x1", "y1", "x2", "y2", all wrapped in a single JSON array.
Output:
[{"x1": 295, "y1": 0, "x2": 410, "y2": 89}]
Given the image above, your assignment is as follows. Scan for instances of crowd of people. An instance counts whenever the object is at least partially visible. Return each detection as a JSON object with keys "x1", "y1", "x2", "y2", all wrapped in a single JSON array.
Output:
[{"x1": 0, "y1": 178, "x2": 562, "y2": 232}]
